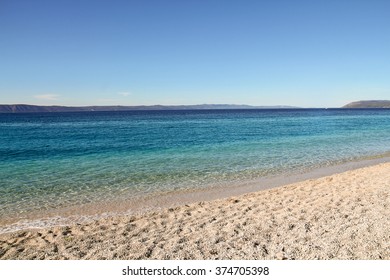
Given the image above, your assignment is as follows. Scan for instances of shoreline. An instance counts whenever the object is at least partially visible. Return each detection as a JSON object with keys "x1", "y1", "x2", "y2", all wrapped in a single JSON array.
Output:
[
  {"x1": 1, "y1": 154, "x2": 390, "y2": 235},
  {"x1": 1, "y1": 160, "x2": 389, "y2": 259}
]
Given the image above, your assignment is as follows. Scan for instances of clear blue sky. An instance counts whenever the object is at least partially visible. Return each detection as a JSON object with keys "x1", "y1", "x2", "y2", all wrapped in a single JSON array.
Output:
[{"x1": 1, "y1": 0, "x2": 389, "y2": 107}]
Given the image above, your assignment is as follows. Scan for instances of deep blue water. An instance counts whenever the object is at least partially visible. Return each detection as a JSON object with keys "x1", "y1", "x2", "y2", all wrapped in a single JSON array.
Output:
[{"x1": 1, "y1": 109, "x2": 390, "y2": 220}]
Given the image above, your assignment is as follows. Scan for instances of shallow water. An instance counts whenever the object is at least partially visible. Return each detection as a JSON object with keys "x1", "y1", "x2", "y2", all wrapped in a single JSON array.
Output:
[{"x1": 1, "y1": 109, "x2": 390, "y2": 224}]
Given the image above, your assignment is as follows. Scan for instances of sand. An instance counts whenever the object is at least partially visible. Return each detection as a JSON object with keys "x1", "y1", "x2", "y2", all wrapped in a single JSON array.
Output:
[{"x1": 1, "y1": 162, "x2": 390, "y2": 260}]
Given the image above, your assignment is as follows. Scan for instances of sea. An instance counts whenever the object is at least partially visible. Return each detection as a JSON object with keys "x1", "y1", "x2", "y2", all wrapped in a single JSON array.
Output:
[{"x1": 1, "y1": 109, "x2": 390, "y2": 232}]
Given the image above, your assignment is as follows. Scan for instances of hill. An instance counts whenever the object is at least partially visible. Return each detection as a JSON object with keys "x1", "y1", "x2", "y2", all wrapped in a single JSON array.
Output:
[{"x1": 342, "y1": 100, "x2": 390, "y2": 108}]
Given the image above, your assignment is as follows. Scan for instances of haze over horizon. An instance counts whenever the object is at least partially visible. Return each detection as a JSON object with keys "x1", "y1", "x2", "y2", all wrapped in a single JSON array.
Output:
[{"x1": 1, "y1": 0, "x2": 389, "y2": 107}]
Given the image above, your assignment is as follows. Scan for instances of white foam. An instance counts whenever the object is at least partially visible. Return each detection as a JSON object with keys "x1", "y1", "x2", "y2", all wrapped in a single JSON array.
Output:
[{"x1": 0, "y1": 212, "x2": 116, "y2": 235}]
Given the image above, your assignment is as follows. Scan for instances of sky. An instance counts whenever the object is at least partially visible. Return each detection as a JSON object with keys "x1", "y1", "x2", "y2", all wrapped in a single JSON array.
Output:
[{"x1": 0, "y1": 0, "x2": 389, "y2": 107}]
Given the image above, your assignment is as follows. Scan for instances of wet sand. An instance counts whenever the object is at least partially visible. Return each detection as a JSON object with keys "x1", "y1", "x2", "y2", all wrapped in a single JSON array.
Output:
[{"x1": 1, "y1": 162, "x2": 390, "y2": 259}]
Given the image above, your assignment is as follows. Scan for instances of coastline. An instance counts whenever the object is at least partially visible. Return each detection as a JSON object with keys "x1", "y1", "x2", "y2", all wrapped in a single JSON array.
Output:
[
  {"x1": 1, "y1": 154, "x2": 390, "y2": 234},
  {"x1": 1, "y1": 158, "x2": 390, "y2": 259}
]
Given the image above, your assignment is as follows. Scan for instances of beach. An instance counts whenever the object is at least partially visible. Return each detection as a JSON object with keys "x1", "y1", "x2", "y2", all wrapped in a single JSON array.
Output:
[{"x1": 1, "y1": 162, "x2": 389, "y2": 260}]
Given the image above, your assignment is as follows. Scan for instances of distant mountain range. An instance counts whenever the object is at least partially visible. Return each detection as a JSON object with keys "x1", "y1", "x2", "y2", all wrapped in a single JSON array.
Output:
[
  {"x1": 1, "y1": 101, "x2": 389, "y2": 113},
  {"x1": 342, "y1": 100, "x2": 390, "y2": 108},
  {"x1": 0, "y1": 104, "x2": 299, "y2": 113}
]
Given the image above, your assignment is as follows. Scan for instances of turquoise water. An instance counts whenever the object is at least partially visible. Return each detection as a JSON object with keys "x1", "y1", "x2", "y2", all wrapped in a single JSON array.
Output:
[{"x1": 1, "y1": 109, "x2": 390, "y2": 222}]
